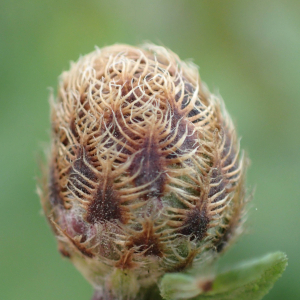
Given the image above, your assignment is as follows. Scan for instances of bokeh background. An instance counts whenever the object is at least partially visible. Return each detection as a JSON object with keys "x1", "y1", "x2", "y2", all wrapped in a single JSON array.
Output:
[{"x1": 1, "y1": 0, "x2": 299, "y2": 299}]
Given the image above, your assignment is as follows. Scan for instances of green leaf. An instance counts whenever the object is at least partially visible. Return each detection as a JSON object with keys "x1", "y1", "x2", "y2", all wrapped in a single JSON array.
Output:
[
  {"x1": 159, "y1": 252, "x2": 287, "y2": 300},
  {"x1": 159, "y1": 273, "x2": 204, "y2": 300}
]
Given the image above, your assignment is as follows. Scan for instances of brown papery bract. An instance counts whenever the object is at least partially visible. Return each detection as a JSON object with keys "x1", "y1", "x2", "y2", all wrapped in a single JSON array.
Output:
[{"x1": 39, "y1": 44, "x2": 248, "y2": 299}]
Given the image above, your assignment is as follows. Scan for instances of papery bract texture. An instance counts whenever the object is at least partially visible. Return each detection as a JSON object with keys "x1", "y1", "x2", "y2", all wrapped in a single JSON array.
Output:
[{"x1": 40, "y1": 44, "x2": 247, "y2": 297}]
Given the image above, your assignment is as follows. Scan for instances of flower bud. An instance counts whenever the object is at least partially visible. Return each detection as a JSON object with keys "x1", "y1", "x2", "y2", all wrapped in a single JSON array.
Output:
[{"x1": 40, "y1": 44, "x2": 247, "y2": 299}]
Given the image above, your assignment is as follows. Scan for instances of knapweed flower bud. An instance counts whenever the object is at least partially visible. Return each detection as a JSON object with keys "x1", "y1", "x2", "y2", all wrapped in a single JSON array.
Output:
[{"x1": 40, "y1": 44, "x2": 247, "y2": 300}]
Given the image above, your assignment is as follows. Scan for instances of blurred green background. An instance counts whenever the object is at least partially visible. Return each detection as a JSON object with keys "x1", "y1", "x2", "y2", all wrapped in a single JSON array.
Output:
[{"x1": 1, "y1": 0, "x2": 299, "y2": 299}]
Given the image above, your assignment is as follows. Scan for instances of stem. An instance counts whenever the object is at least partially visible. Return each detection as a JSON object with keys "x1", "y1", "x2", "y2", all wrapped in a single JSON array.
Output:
[
  {"x1": 91, "y1": 284, "x2": 163, "y2": 300},
  {"x1": 91, "y1": 289, "x2": 103, "y2": 300},
  {"x1": 91, "y1": 289, "x2": 106, "y2": 300},
  {"x1": 91, "y1": 289, "x2": 120, "y2": 300}
]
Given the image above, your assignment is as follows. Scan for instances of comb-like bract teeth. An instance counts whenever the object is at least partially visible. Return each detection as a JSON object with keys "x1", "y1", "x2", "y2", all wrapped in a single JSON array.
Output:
[{"x1": 40, "y1": 44, "x2": 248, "y2": 297}]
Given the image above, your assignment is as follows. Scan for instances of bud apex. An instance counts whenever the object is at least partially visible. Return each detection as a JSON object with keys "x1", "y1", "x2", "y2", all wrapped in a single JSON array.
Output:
[{"x1": 40, "y1": 44, "x2": 248, "y2": 299}]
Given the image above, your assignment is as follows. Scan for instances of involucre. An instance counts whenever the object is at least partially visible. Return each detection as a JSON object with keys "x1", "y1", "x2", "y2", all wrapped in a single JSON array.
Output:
[{"x1": 39, "y1": 44, "x2": 248, "y2": 300}]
